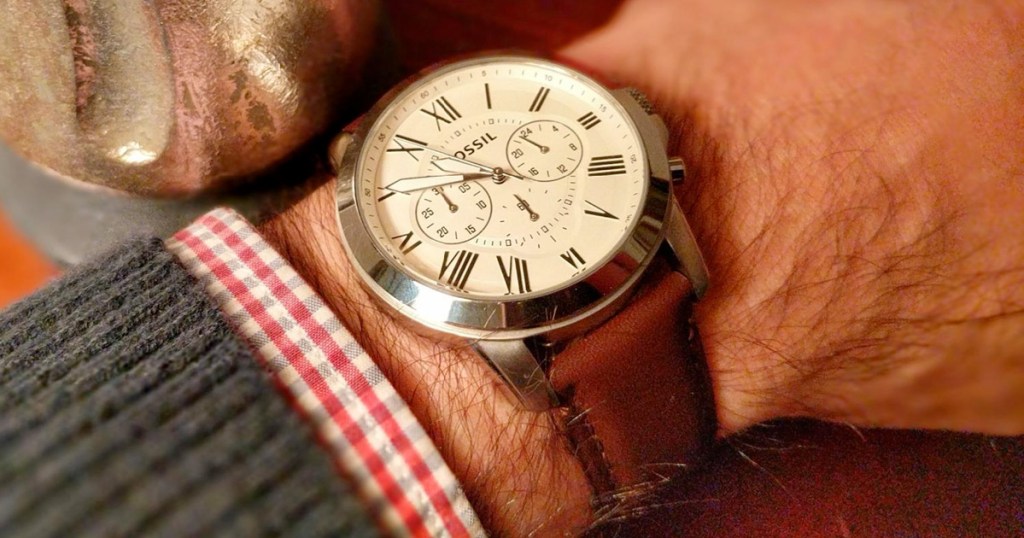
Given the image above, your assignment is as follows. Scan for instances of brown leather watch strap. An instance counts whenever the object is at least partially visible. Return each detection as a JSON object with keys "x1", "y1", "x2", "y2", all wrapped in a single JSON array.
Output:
[{"x1": 548, "y1": 259, "x2": 717, "y2": 508}]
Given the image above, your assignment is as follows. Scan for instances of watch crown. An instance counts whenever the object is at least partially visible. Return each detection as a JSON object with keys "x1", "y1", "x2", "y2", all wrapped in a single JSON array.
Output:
[
  {"x1": 668, "y1": 157, "x2": 686, "y2": 184},
  {"x1": 328, "y1": 132, "x2": 353, "y2": 176}
]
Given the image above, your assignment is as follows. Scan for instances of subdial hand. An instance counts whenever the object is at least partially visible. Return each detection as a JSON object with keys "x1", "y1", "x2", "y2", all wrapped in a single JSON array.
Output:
[
  {"x1": 436, "y1": 187, "x2": 459, "y2": 213},
  {"x1": 514, "y1": 194, "x2": 540, "y2": 222},
  {"x1": 519, "y1": 134, "x2": 549, "y2": 154}
]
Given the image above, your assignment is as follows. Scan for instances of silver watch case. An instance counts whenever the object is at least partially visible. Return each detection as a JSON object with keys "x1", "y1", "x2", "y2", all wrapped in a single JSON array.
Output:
[{"x1": 332, "y1": 55, "x2": 708, "y2": 409}]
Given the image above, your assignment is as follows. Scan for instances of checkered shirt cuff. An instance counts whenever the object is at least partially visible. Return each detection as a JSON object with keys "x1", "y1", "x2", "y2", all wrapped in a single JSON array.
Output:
[{"x1": 166, "y1": 208, "x2": 484, "y2": 538}]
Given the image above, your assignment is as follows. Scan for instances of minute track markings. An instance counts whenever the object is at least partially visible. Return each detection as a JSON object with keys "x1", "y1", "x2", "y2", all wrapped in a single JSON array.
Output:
[{"x1": 359, "y1": 60, "x2": 647, "y2": 299}]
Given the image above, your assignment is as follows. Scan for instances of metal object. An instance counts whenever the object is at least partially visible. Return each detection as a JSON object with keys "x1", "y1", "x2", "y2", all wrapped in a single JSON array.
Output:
[
  {"x1": 0, "y1": 141, "x2": 316, "y2": 265},
  {"x1": 475, "y1": 340, "x2": 558, "y2": 411},
  {"x1": 333, "y1": 55, "x2": 709, "y2": 409},
  {"x1": 665, "y1": 197, "x2": 710, "y2": 298},
  {"x1": 0, "y1": 0, "x2": 386, "y2": 264},
  {"x1": 669, "y1": 156, "x2": 686, "y2": 183}
]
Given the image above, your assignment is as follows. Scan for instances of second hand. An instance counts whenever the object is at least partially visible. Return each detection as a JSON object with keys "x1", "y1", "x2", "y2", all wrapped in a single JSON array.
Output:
[{"x1": 437, "y1": 187, "x2": 458, "y2": 212}]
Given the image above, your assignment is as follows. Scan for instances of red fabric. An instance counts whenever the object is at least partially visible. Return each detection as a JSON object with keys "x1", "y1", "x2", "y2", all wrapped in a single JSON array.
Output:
[{"x1": 168, "y1": 209, "x2": 481, "y2": 537}]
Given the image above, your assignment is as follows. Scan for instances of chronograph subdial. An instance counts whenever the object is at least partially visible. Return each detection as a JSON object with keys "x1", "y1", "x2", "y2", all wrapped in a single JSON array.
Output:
[
  {"x1": 415, "y1": 182, "x2": 493, "y2": 244},
  {"x1": 506, "y1": 120, "x2": 583, "y2": 181},
  {"x1": 476, "y1": 178, "x2": 578, "y2": 251}
]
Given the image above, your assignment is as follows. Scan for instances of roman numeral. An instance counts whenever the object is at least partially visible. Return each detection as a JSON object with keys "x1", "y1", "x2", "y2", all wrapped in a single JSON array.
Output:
[
  {"x1": 577, "y1": 111, "x2": 601, "y2": 130},
  {"x1": 421, "y1": 96, "x2": 462, "y2": 131},
  {"x1": 560, "y1": 248, "x2": 586, "y2": 269},
  {"x1": 386, "y1": 134, "x2": 426, "y2": 161},
  {"x1": 497, "y1": 256, "x2": 532, "y2": 294},
  {"x1": 439, "y1": 250, "x2": 478, "y2": 291},
  {"x1": 588, "y1": 155, "x2": 626, "y2": 176},
  {"x1": 584, "y1": 200, "x2": 619, "y2": 220},
  {"x1": 390, "y1": 231, "x2": 422, "y2": 254},
  {"x1": 528, "y1": 87, "x2": 550, "y2": 112},
  {"x1": 484, "y1": 83, "x2": 492, "y2": 109}
]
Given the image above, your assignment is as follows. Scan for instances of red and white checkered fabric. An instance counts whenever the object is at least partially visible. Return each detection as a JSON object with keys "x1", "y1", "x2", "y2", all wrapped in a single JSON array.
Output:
[{"x1": 167, "y1": 208, "x2": 483, "y2": 538}]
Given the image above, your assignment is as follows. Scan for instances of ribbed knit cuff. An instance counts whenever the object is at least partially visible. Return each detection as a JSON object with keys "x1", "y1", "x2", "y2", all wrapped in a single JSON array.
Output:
[{"x1": 0, "y1": 238, "x2": 378, "y2": 537}]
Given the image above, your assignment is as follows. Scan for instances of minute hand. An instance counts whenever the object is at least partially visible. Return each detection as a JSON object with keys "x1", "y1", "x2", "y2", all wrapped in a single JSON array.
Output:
[
  {"x1": 385, "y1": 172, "x2": 490, "y2": 193},
  {"x1": 391, "y1": 136, "x2": 528, "y2": 180}
]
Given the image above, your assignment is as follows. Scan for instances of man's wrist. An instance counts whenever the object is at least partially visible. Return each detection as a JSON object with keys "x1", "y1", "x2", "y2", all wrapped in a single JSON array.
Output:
[{"x1": 257, "y1": 175, "x2": 593, "y2": 535}]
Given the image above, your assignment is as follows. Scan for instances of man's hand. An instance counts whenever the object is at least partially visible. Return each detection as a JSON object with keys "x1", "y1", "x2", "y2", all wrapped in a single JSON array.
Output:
[
  {"x1": 564, "y1": 0, "x2": 1024, "y2": 435},
  {"x1": 261, "y1": 1, "x2": 1024, "y2": 534}
]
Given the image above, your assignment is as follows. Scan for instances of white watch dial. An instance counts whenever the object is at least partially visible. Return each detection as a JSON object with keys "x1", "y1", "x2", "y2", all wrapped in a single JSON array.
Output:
[{"x1": 356, "y1": 58, "x2": 647, "y2": 299}]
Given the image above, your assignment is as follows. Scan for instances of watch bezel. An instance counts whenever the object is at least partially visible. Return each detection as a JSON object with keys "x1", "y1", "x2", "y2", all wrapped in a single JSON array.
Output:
[{"x1": 334, "y1": 53, "x2": 671, "y2": 341}]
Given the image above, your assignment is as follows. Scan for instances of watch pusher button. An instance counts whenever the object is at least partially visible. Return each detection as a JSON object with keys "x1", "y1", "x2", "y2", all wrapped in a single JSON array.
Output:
[{"x1": 669, "y1": 157, "x2": 686, "y2": 184}]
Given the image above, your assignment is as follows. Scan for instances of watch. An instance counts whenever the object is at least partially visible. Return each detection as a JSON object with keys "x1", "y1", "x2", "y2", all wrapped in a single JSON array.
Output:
[{"x1": 329, "y1": 54, "x2": 716, "y2": 504}]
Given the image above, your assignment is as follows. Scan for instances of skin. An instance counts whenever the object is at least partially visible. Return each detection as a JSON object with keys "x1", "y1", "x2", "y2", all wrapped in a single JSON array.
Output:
[{"x1": 260, "y1": 1, "x2": 1024, "y2": 534}]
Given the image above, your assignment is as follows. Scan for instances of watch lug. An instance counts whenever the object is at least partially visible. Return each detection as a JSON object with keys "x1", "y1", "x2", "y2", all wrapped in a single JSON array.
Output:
[
  {"x1": 475, "y1": 339, "x2": 558, "y2": 412},
  {"x1": 665, "y1": 198, "x2": 710, "y2": 299}
]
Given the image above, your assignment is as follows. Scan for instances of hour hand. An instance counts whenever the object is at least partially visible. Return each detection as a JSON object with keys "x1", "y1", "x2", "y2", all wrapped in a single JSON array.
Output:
[{"x1": 385, "y1": 172, "x2": 490, "y2": 193}]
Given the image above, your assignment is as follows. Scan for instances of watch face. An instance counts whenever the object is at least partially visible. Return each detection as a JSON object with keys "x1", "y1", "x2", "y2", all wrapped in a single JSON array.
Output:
[{"x1": 355, "y1": 57, "x2": 648, "y2": 300}]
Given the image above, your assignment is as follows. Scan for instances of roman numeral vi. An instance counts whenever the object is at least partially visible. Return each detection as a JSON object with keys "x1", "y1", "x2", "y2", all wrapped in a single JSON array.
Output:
[{"x1": 560, "y1": 248, "x2": 586, "y2": 269}]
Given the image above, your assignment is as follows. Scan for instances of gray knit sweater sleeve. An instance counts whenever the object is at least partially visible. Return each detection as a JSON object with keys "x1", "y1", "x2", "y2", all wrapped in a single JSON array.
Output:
[{"x1": 0, "y1": 239, "x2": 378, "y2": 538}]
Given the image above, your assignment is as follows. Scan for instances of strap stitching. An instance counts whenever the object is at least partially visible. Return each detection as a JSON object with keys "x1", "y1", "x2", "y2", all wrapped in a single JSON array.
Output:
[{"x1": 558, "y1": 396, "x2": 617, "y2": 498}]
